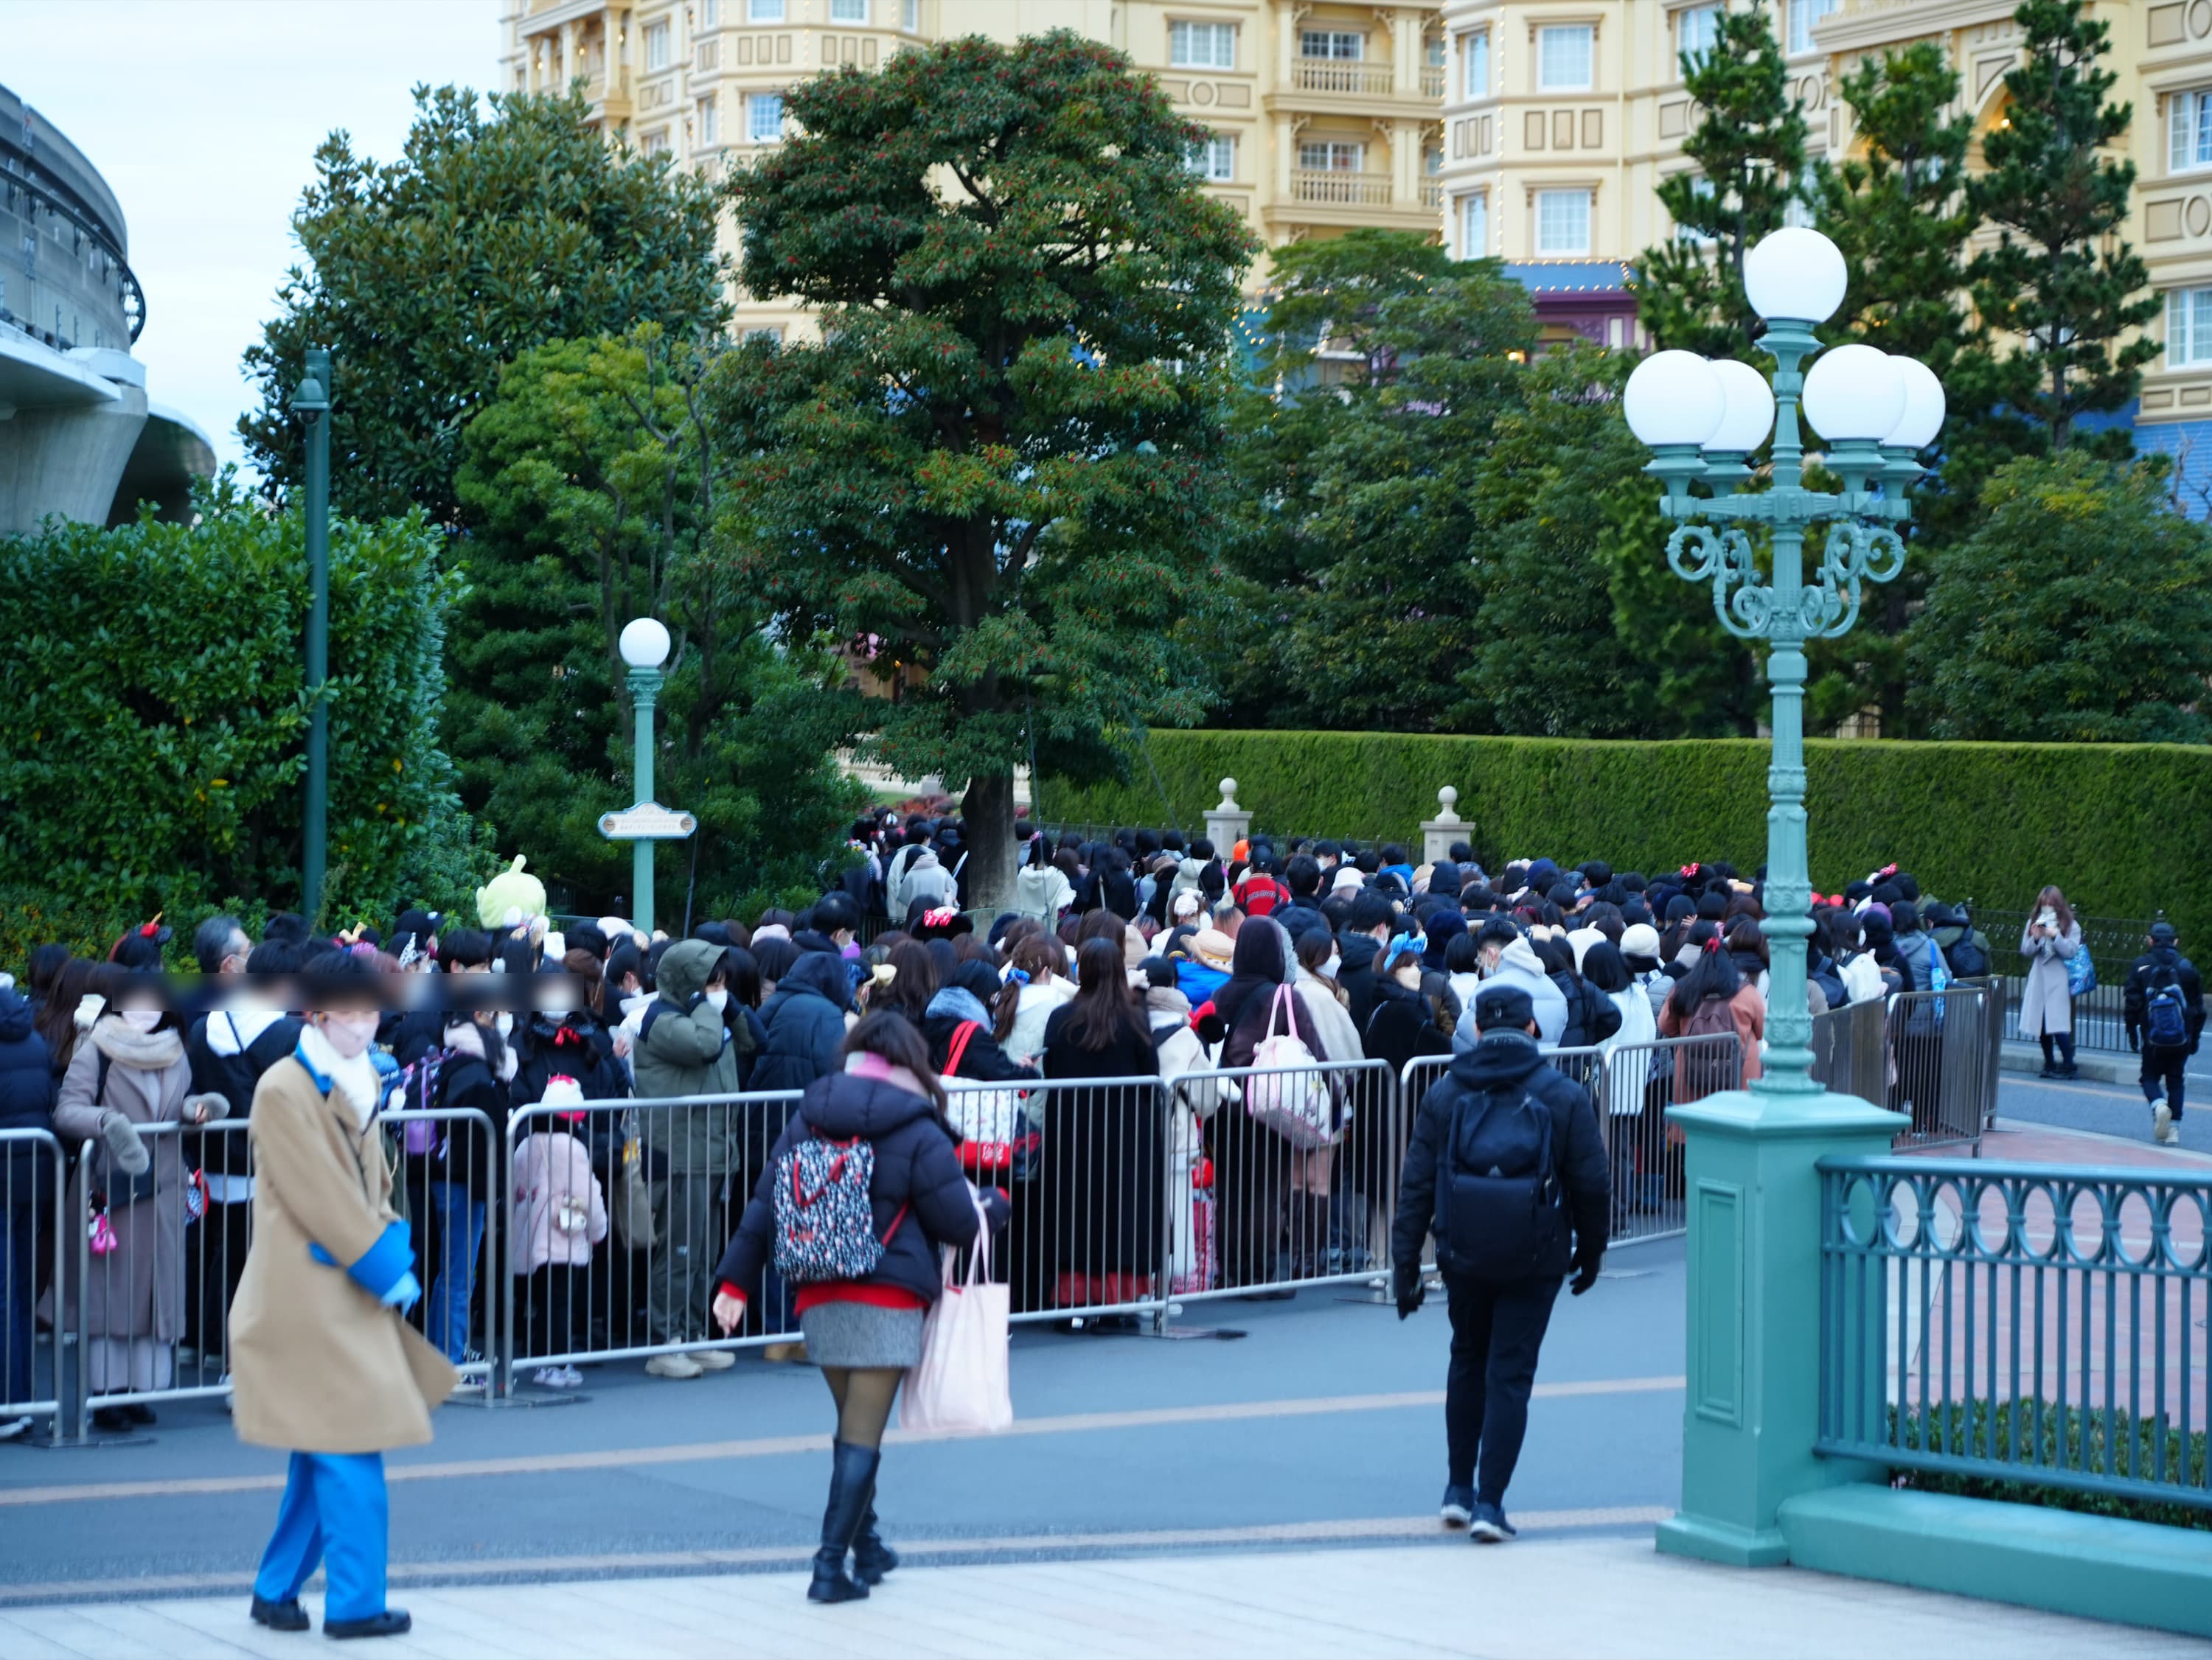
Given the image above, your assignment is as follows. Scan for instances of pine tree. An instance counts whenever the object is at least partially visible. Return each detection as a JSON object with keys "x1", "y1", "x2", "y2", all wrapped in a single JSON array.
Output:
[
  {"x1": 1967, "y1": 0, "x2": 2158, "y2": 453},
  {"x1": 1637, "y1": 4, "x2": 1809, "y2": 358}
]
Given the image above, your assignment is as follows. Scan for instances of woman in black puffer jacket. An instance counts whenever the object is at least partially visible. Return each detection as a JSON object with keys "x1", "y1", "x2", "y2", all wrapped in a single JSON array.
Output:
[{"x1": 713, "y1": 1014, "x2": 1008, "y2": 1606}]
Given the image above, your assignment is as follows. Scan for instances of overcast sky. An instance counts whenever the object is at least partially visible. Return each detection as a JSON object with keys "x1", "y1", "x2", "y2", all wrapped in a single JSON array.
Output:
[{"x1": 1, "y1": 0, "x2": 498, "y2": 475}]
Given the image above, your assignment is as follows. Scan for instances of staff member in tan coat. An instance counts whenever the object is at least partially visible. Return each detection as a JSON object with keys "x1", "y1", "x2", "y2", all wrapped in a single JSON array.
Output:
[{"x1": 229, "y1": 952, "x2": 456, "y2": 1639}]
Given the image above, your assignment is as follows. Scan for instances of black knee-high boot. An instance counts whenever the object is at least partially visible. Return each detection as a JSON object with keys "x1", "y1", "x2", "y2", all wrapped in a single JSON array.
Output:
[
  {"x1": 851, "y1": 1479, "x2": 899, "y2": 1586},
  {"x1": 809, "y1": 1440, "x2": 879, "y2": 1603}
]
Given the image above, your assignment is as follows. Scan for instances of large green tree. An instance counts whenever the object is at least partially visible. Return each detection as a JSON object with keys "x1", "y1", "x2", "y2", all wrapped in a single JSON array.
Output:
[
  {"x1": 1637, "y1": 4, "x2": 1809, "y2": 358},
  {"x1": 454, "y1": 331, "x2": 861, "y2": 919},
  {"x1": 1207, "y1": 230, "x2": 1535, "y2": 731},
  {"x1": 1910, "y1": 453, "x2": 2212, "y2": 742},
  {"x1": 711, "y1": 32, "x2": 1258, "y2": 907},
  {"x1": 241, "y1": 86, "x2": 728, "y2": 523},
  {"x1": 1967, "y1": 0, "x2": 2157, "y2": 456}
]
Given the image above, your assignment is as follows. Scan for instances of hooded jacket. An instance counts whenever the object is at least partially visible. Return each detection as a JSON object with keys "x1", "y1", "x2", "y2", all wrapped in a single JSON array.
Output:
[
  {"x1": 1452, "y1": 937, "x2": 1570, "y2": 1051},
  {"x1": 901, "y1": 848, "x2": 959, "y2": 912},
  {"x1": 1336, "y1": 933, "x2": 1387, "y2": 1033},
  {"x1": 2124, "y1": 945, "x2": 2206, "y2": 1052},
  {"x1": 1391, "y1": 1028, "x2": 1610, "y2": 1282},
  {"x1": 714, "y1": 1069, "x2": 1007, "y2": 1306},
  {"x1": 0, "y1": 988, "x2": 53, "y2": 1192},
  {"x1": 748, "y1": 950, "x2": 855, "y2": 1095},
  {"x1": 1014, "y1": 862, "x2": 1076, "y2": 925},
  {"x1": 631, "y1": 938, "x2": 742, "y2": 1103}
]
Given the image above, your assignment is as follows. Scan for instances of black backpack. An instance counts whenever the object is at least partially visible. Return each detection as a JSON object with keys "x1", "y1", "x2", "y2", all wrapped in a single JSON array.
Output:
[
  {"x1": 1944, "y1": 930, "x2": 1991, "y2": 980},
  {"x1": 1437, "y1": 1085, "x2": 1565, "y2": 1280},
  {"x1": 2147, "y1": 965, "x2": 2191, "y2": 1048}
]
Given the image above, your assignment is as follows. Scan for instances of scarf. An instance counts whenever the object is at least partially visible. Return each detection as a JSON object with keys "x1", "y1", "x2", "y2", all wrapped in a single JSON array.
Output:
[{"x1": 298, "y1": 1024, "x2": 382, "y2": 1129}]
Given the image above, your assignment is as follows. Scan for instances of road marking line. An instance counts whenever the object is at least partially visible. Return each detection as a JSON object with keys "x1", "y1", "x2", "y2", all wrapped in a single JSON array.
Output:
[
  {"x1": 0, "y1": 1508, "x2": 1677, "y2": 1606},
  {"x1": 0, "y1": 1375, "x2": 1683, "y2": 1510}
]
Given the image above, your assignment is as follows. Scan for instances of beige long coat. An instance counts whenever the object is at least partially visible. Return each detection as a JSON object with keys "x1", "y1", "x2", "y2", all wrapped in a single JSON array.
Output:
[{"x1": 229, "y1": 1055, "x2": 456, "y2": 1454}]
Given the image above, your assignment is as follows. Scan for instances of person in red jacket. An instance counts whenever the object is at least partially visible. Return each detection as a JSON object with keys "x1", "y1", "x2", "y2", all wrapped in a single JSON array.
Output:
[{"x1": 712, "y1": 1014, "x2": 1009, "y2": 1604}]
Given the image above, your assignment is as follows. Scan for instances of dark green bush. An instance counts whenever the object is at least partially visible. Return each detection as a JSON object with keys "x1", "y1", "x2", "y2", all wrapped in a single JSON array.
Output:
[
  {"x1": 1042, "y1": 730, "x2": 2212, "y2": 944},
  {"x1": 1890, "y1": 1399, "x2": 2211, "y2": 1531},
  {"x1": 0, "y1": 481, "x2": 491, "y2": 935}
]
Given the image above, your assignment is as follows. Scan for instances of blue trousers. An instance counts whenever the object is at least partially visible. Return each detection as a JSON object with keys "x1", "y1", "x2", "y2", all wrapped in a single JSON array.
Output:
[
  {"x1": 254, "y1": 1452, "x2": 389, "y2": 1621},
  {"x1": 425, "y1": 1182, "x2": 485, "y2": 1364}
]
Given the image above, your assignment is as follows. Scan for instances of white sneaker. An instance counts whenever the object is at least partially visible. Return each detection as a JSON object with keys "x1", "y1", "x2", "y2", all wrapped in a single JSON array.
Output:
[
  {"x1": 0, "y1": 1415, "x2": 33, "y2": 1441},
  {"x1": 2154, "y1": 1102, "x2": 2176, "y2": 1144},
  {"x1": 558, "y1": 1365, "x2": 585, "y2": 1387},
  {"x1": 691, "y1": 1348, "x2": 737, "y2": 1372},
  {"x1": 529, "y1": 1367, "x2": 565, "y2": 1389},
  {"x1": 645, "y1": 1352, "x2": 703, "y2": 1380}
]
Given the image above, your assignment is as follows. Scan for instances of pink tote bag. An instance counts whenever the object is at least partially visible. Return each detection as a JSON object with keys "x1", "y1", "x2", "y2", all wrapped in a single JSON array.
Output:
[{"x1": 899, "y1": 1190, "x2": 1012, "y2": 1436}]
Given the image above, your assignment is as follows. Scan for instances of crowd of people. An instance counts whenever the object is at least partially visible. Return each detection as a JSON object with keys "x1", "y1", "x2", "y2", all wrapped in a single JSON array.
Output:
[{"x1": 0, "y1": 812, "x2": 2199, "y2": 1622}]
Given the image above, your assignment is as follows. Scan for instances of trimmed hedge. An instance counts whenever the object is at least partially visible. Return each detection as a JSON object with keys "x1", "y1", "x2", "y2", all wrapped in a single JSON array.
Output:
[{"x1": 1043, "y1": 731, "x2": 2212, "y2": 946}]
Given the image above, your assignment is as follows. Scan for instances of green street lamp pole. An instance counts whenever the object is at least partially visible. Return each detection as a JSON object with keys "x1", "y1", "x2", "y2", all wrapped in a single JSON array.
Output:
[
  {"x1": 293, "y1": 346, "x2": 333, "y2": 921},
  {"x1": 1627, "y1": 228, "x2": 1949, "y2": 1569},
  {"x1": 614, "y1": 617, "x2": 675, "y2": 935}
]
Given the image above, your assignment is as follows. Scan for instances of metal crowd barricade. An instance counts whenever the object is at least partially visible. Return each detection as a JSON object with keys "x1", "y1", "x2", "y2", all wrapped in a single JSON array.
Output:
[
  {"x1": 501, "y1": 1091, "x2": 804, "y2": 1387},
  {"x1": 1809, "y1": 996, "x2": 1890, "y2": 1109},
  {"x1": 1156, "y1": 1059, "x2": 1396, "y2": 1310},
  {"x1": 1885, "y1": 987, "x2": 1994, "y2": 1151},
  {"x1": 0, "y1": 1129, "x2": 65, "y2": 1443},
  {"x1": 384, "y1": 1106, "x2": 500, "y2": 1395},
  {"x1": 1817, "y1": 1154, "x2": 2212, "y2": 1516},
  {"x1": 1604, "y1": 1033, "x2": 1739, "y2": 1245}
]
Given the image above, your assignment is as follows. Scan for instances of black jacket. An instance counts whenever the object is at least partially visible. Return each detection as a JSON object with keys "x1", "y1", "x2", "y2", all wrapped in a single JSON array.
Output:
[
  {"x1": 0, "y1": 989, "x2": 54, "y2": 1198},
  {"x1": 431, "y1": 1050, "x2": 512, "y2": 1199},
  {"x1": 1392, "y1": 1029, "x2": 1610, "y2": 1281},
  {"x1": 187, "y1": 1004, "x2": 304, "y2": 1178},
  {"x1": 1362, "y1": 977, "x2": 1450, "y2": 1081},
  {"x1": 1338, "y1": 935, "x2": 1387, "y2": 1033},
  {"x1": 715, "y1": 1072, "x2": 1008, "y2": 1305},
  {"x1": 510, "y1": 1014, "x2": 629, "y2": 1106},
  {"x1": 751, "y1": 952, "x2": 854, "y2": 1095},
  {"x1": 923, "y1": 1011, "x2": 1037, "y2": 1084},
  {"x1": 2124, "y1": 947, "x2": 2206, "y2": 1052},
  {"x1": 1551, "y1": 971, "x2": 1622, "y2": 1051}
]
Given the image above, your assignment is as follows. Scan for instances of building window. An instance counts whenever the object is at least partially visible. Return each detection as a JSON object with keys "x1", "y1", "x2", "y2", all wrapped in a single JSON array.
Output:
[
  {"x1": 1464, "y1": 29, "x2": 1490, "y2": 98},
  {"x1": 903, "y1": 0, "x2": 919, "y2": 29},
  {"x1": 697, "y1": 95, "x2": 719, "y2": 144},
  {"x1": 1301, "y1": 29, "x2": 1365, "y2": 60},
  {"x1": 644, "y1": 21, "x2": 670, "y2": 70},
  {"x1": 742, "y1": 325, "x2": 785, "y2": 346},
  {"x1": 1169, "y1": 21, "x2": 1237, "y2": 70},
  {"x1": 748, "y1": 0, "x2": 785, "y2": 20},
  {"x1": 1460, "y1": 192, "x2": 1489, "y2": 259},
  {"x1": 1425, "y1": 34, "x2": 1445, "y2": 69},
  {"x1": 1185, "y1": 133, "x2": 1236, "y2": 181},
  {"x1": 2172, "y1": 89, "x2": 2212, "y2": 173},
  {"x1": 1537, "y1": 188, "x2": 1592, "y2": 254},
  {"x1": 748, "y1": 91, "x2": 785, "y2": 143},
  {"x1": 1787, "y1": 0, "x2": 1835, "y2": 55},
  {"x1": 831, "y1": 0, "x2": 868, "y2": 19},
  {"x1": 641, "y1": 127, "x2": 671, "y2": 155},
  {"x1": 1538, "y1": 25, "x2": 1594, "y2": 90},
  {"x1": 700, "y1": 0, "x2": 718, "y2": 24},
  {"x1": 1677, "y1": 4, "x2": 1721, "y2": 62},
  {"x1": 2168, "y1": 287, "x2": 2212, "y2": 366},
  {"x1": 1298, "y1": 140, "x2": 1364, "y2": 172}
]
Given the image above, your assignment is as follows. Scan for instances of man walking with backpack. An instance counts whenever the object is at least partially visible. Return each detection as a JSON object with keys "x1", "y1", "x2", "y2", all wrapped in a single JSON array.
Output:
[
  {"x1": 1392, "y1": 985, "x2": 1610, "y2": 1543},
  {"x1": 2124, "y1": 922, "x2": 2205, "y2": 1146}
]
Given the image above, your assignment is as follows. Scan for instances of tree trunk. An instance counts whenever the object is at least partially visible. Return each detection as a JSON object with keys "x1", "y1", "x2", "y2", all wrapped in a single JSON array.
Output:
[{"x1": 962, "y1": 769, "x2": 1019, "y2": 914}]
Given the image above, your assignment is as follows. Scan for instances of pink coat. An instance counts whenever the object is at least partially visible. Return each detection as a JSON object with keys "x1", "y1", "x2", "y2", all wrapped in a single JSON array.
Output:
[{"x1": 509, "y1": 1131, "x2": 608, "y2": 1272}]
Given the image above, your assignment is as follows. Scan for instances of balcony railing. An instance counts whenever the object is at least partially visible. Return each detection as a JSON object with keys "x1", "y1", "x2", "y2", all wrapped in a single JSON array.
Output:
[
  {"x1": 1420, "y1": 66, "x2": 1445, "y2": 97},
  {"x1": 1291, "y1": 59, "x2": 1397, "y2": 97},
  {"x1": 1291, "y1": 169, "x2": 1394, "y2": 206},
  {"x1": 1419, "y1": 179, "x2": 1443, "y2": 209}
]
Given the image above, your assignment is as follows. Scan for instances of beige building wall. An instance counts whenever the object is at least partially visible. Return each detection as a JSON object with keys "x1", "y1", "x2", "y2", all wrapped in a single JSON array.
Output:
[{"x1": 496, "y1": 0, "x2": 1451, "y2": 342}]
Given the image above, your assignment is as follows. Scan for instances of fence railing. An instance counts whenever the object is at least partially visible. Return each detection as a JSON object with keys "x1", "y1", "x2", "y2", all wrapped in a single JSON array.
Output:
[
  {"x1": 1290, "y1": 59, "x2": 1397, "y2": 96},
  {"x1": 1817, "y1": 1154, "x2": 2212, "y2": 1514},
  {"x1": 15, "y1": 1003, "x2": 2018, "y2": 1431}
]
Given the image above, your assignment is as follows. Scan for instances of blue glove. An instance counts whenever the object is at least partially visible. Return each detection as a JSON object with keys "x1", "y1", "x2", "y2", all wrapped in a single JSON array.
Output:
[{"x1": 381, "y1": 1270, "x2": 422, "y2": 1315}]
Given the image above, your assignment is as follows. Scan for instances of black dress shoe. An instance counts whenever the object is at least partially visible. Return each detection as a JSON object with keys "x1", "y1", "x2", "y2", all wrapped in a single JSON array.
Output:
[
  {"x1": 249, "y1": 1594, "x2": 309, "y2": 1632},
  {"x1": 87, "y1": 1406, "x2": 133, "y2": 1433},
  {"x1": 325, "y1": 1610, "x2": 411, "y2": 1639},
  {"x1": 124, "y1": 1404, "x2": 156, "y2": 1426}
]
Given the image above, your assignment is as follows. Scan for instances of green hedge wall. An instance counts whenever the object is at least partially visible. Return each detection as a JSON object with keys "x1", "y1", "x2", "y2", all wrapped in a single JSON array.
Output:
[{"x1": 1042, "y1": 732, "x2": 2212, "y2": 946}]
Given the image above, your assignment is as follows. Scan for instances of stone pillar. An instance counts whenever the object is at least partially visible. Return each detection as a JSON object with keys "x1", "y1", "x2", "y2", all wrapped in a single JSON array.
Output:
[
  {"x1": 1203, "y1": 777, "x2": 1252, "y2": 856},
  {"x1": 1419, "y1": 786, "x2": 1470, "y2": 865},
  {"x1": 1655, "y1": 1091, "x2": 1904, "y2": 1568}
]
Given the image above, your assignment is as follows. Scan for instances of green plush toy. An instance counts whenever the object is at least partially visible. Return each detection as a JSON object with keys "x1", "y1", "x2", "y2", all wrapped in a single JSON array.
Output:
[{"x1": 476, "y1": 854, "x2": 548, "y2": 931}]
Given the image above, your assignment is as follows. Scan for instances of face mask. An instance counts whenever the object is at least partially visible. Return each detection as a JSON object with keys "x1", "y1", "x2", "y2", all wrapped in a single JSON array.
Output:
[
  {"x1": 703, "y1": 987, "x2": 730, "y2": 1012},
  {"x1": 319, "y1": 1014, "x2": 379, "y2": 1058},
  {"x1": 119, "y1": 1008, "x2": 163, "y2": 1033},
  {"x1": 495, "y1": 1011, "x2": 514, "y2": 1039},
  {"x1": 1323, "y1": 954, "x2": 1341, "y2": 980}
]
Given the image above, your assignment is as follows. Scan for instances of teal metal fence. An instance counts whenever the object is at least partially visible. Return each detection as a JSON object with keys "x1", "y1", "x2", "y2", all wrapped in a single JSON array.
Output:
[{"x1": 1817, "y1": 1155, "x2": 2211, "y2": 1513}]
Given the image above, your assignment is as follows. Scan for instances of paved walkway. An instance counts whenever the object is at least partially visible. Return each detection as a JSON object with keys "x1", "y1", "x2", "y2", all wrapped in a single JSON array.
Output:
[{"x1": 1, "y1": 1533, "x2": 2201, "y2": 1659}]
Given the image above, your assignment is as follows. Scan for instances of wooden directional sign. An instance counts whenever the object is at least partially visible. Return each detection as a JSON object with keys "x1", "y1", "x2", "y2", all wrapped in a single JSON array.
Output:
[{"x1": 599, "y1": 801, "x2": 698, "y2": 840}]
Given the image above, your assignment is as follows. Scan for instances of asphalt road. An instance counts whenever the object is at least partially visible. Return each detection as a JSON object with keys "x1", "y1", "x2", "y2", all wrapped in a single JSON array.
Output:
[
  {"x1": 1994, "y1": 1066, "x2": 2212, "y2": 1156},
  {"x1": 0, "y1": 1242, "x2": 1687, "y2": 1598}
]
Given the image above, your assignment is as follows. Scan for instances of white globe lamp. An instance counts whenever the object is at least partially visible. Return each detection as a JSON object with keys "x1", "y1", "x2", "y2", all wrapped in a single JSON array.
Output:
[
  {"x1": 619, "y1": 616, "x2": 672, "y2": 672},
  {"x1": 1742, "y1": 227, "x2": 1848, "y2": 325}
]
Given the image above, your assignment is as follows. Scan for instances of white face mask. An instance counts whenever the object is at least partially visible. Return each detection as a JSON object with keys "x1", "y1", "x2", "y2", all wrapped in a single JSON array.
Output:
[
  {"x1": 118, "y1": 1008, "x2": 163, "y2": 1033},
  {"x1": 495, "y1": 1011, "x2": 514, "y2": 1038},
  {"x1": 703, "y1": 987, "x2": 730, "y2": 1012},
  {"x1": 319, "y1": 1013, "x2": 379, "y2": 1059},
  {"x1": 1323, "y1": 954, "x2": 1341, "y2": 980}
]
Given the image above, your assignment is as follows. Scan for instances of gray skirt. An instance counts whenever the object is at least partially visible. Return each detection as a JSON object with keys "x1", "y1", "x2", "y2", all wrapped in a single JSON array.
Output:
[{"x1": 799, "y1": 1300, "x2": 925, "y2": 1369}]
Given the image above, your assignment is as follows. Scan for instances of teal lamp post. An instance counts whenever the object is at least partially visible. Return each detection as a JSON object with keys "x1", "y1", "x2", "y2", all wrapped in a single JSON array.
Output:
[
  {"x1": 292, "y1": 346, "x2": 333, "y2": 920},
  {"x1": 1628, "y1": 227, "x2": 1948, "y2": 1569},
  {"x1": 616, "y1": 616, "x2": 671, "y2": 935}
]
